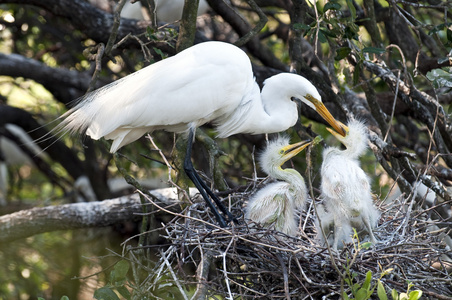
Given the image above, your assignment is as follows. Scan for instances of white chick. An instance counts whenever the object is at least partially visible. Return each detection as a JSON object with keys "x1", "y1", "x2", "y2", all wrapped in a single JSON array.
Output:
[
  {"x1": 246, "y1": 137, "x2": 311, "y2": 236},
  {"x1": 317, "y1": 119, "x2": 380, "y2": 250}
]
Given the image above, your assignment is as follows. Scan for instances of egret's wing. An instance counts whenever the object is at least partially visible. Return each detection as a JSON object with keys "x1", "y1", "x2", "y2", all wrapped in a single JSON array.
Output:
[
  {"x1": 60, "y1": 42, "x2": 255, "y2": 150},
  {"x1": 246, "y1": 182, "x2": 290, "y2": 224}
]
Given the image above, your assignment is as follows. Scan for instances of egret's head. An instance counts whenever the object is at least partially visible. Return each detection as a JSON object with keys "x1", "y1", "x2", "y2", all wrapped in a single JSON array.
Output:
[
  {"x1": 268, "y1": 73, "x2": 346, "y2": 137},
  {"x1": 260, "y1": 136, "x2": 312, "y2": 176},
  {"x1": 327, "y1": 119, "x2": 368, "y2": 155}
]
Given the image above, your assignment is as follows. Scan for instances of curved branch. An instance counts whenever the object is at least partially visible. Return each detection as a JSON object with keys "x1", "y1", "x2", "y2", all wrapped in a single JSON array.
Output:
[
  {"x1": 0, "y1": 53, "x2": 91, "y2": 104},
  {"x1": 0, "y1": 106, "x2": 85, "y2": 180},
  {"x1": 206, "y1": 0, "x2": 286, "y2": 70},
  {"x1": 0, "y1": 0, "x2": 144, "y2": 46},
  {"x1": 0, "y1": 189, "x2": 181, "y2": 243}
]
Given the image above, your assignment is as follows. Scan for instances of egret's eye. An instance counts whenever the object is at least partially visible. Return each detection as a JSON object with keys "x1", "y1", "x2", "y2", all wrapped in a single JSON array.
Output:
[
  {"x1": 279, "y1": 150, "x2": 285, "y2": 155},
  {"x1": 305, "y1": 93, "x2": 322, "y2": 106}
]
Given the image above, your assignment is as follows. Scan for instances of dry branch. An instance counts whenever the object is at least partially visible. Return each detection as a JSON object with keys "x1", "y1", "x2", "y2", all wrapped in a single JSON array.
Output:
[{"x1": 0, "y1": 189, "x2": 182, "y2": 244}]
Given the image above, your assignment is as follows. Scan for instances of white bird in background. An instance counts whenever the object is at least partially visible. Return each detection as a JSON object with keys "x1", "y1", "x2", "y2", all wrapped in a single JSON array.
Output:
[
  {"x1": 246, "y1": 137, "x2": 311, "y2": 236},
  {"x1": 0, "y1": 124, "x2": 50, "y2": 206},
  {"x1": 316, "y1": 119, "x2": 379, "y2": 250},
  {"x1": 121, "y1": 0, "x2": 209, "y2": 23},
  {"x1": 58, "y1": 41, "x2": 346, "y2": 227}
]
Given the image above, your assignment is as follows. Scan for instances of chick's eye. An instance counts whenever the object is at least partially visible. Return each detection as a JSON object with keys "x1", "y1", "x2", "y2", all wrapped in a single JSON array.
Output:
[{"x1": 279, "y1": 150, "x2": 285, "y2": 155}]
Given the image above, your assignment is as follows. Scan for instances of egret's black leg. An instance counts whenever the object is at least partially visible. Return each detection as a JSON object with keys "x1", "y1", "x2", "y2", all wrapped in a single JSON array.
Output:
[{"x1": 184, "y1": 128, "x2": 237, "y2": 227}]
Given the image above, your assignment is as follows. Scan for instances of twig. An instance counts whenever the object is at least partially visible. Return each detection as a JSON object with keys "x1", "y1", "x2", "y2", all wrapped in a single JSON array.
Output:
[
  {"x1": 222, "y1": 236, "x2": 235, "y2": 300},
  {"x1": 146, "y1": 134, "x2": 190, "y2": 201},
  {"x1": 160, "y1": 248, "x2": 189, "y2": 300},
  {"x1": 276, "y1": 253, "x2": 290, "y2": 300}
]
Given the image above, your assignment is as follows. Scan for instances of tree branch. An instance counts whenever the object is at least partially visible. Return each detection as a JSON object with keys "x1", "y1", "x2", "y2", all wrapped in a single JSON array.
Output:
[
  {"x1": 0, "y1": 189, "x2": 181, "y2": 243},
  {"x1": 0, "y1": 105, "x2": 85, "y2": 181},
  {"x1": 206, "y1": 0, "x2": 286, "y2": 70},
  {"x1": 0, "y1": 53, "x2": 91, "y2": 104},
  {"x1": 363, "y1": 60, "x2": 452, "y2": 168}
]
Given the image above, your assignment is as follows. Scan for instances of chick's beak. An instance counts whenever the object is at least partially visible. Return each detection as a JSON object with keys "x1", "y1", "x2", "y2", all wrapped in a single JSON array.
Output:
[
  {"x1": 326, "y1": 120, "x2": 349, "y2": 139},
  {"x1": 314, "y1": 102, "x2": 347, "y2": 137},
  {"x1": 281, "y1": 140, "x2": 312, "y2": 163}
]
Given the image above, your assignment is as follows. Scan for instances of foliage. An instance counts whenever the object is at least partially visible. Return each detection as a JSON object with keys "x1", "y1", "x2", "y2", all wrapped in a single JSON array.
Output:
[
  {"x1": 426, "y1": 67, "x2": 452, "y2": 89},
  {"x1": 342, "y1": 267, "x2": 423, "y2": 300},
  {"x1": 340, "y1": 234, "x2": 424, "y2": 300}
]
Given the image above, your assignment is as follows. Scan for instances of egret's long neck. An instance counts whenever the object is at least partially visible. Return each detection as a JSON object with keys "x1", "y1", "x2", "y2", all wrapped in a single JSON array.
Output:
[
  {"x1": 215, "y1": 82, "x2": 298, "y2": 137},
  {"x1": 273, "y1": 167, "x2": 306, "y2": 194},
  {"x1": 243, "y1": 86, "x2": 298, "y2": 134}
]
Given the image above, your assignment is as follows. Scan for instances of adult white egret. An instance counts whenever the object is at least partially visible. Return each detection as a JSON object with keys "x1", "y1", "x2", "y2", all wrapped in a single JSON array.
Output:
[
  {"x1": 317, "y1": 119, "x2": 379, "y2": 250},
  {"x1": 121, "y1": 0, "x2": 209, "y2": 23},
  {"x1": 245, "y1": 137, "x2": 311, "y2": 236},
  {"x1": 58, "y1": 41, "x2": 345, "y2": 227}
]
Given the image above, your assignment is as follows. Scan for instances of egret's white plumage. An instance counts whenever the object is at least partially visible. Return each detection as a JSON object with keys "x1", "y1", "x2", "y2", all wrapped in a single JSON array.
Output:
[
  {"x1": 58, "y1": 41, "x2": 345, "y2": 226},
  {"x1": 317, "y1": 119, "x2": 379, "y2": 250},
  {"x1": 59, "y1": 41, "x2": 345, "y2": 153},
  {"x1": 245, "y1": 137, "x2": 310, "y2": 236},
  {"x1": 121, "y1": 0, "x2": 209, "y2": 23}
]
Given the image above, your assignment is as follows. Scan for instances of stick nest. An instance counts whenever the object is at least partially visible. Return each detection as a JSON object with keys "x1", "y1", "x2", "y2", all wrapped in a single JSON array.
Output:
[{"x1": 134, "y1": 186, "x2": 452, "y2": 300}]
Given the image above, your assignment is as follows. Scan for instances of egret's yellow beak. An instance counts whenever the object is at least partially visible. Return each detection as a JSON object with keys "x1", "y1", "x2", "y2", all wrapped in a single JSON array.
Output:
[
  {"x1": 326, "y1": 120, "x2": 349, "y2": 139},
  {"x1": 305, "y1": 94, "x2": 346, "y2": 137},
  {"x1": 281, "y1": 140, "x2": 312, "y2": 164}
]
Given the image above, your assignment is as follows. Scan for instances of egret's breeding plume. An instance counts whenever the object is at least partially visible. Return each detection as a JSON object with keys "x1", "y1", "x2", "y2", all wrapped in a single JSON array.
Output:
[
  {"x1": 246, "y1": 137, "x2": 311, "y2": 236},
  {"x1": 58, "y1": 41, "x2": 345, "y2": 227},
  {"x1": 316, "y1": 119, "x2": 379, "y2": 250}
]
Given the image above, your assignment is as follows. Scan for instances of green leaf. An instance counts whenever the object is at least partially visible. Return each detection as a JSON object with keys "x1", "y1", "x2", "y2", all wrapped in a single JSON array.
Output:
[
  {"x1": 113, "y1": 260, "x2": 129, "y2": 282},
  {"x1": 324, "y1": 2, "x2": 341, "y2": 12},
  {"x1": 344, "y1": 24, "x2": 359, "y2": 39},
  {"x1": 116, "y1": 286, "x2": 131, "y2": 300},
  {"x1": 346, "y1": 0, "x2": 357, "y2": 19},
  {"x1": 408, "y1": 290, "x2": 422, "y2": 300},
  {"x1": 377, "y1": 280, "x2": 388, "y2": 300},
  {"x1": 146, "y1": 27, "x2": 158, "y2": 40},
  {"x1": 153, "y1": 47, "x2": 167, "y2": 59},
  {"x1": 355, "y1": 288, "x2": 369, "y2": 300},
  {"x1": 428, "y1": 24, "x2": 443, "y2": 35},
  {"x1": 447, "y1": 28, "x2": 452, "y2": 43},
  {"x1": 342, "y1": 291, "x2": 351, "y2": 300},
  {"x1": 293, "y1": 23, "x2": 310, "y2": 31},
  {"x1": 60, "y1": 297, "x2": 69, "y2": 300},
  {"x1": 320, "y1": 28, "x2": 337, "y2": 38},
  {"x1": 437, "y1": 57, "x2": 450, "y2": 64},
  {"x1": 94, "y1": 287, "x2": 120, "y2": 300},
  {"x1": 334, "y1": 47, "x2": 352, "y2": 61},
  {"x1": 362, "y1": 47, "x2": 386, "y2": 55},
  {"x1": 391, "y1": 289, "x2": 399, "y2": 300},
  {"x1": 353, "y1": 61, "x2": 362, "y2": 86},
  {"x1": 317, "y1": 30, "x2": 328, "y2": 43},
  {"x1": 362, "y1": 271, "x2": 372, "y2": 290},
  {"x1": 426, "y1": 68, "x2": 452, "y2": 88},
  {"x1": 361, "y1": 241, "x2": 373, "y2": 249}
]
